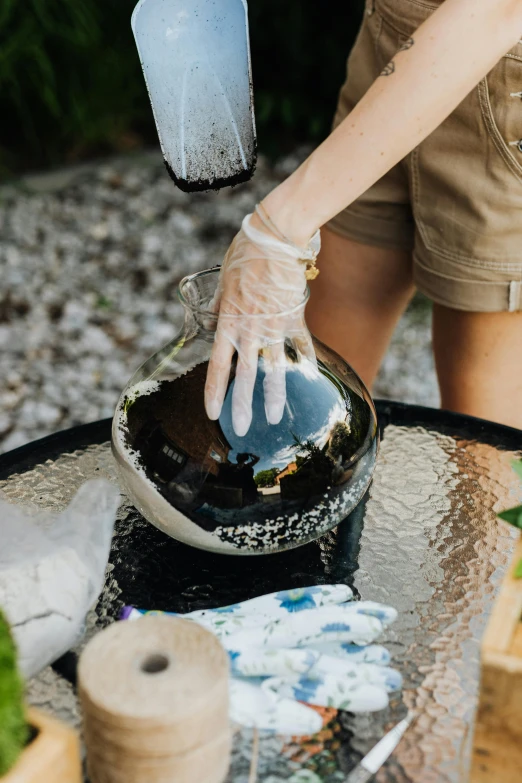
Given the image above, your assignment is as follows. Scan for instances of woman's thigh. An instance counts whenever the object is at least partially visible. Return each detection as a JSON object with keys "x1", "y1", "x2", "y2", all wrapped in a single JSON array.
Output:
[
  {"x1": 307, "y1": 228, "x2": 415, "y2": 388},
  {"x1": 432, "y1": 303, "x2": 522, "y2": 429}
]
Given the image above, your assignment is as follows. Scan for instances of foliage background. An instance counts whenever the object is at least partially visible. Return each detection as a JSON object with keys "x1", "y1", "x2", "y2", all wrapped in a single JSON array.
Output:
[{"x1": 0, "y1": 0, "x2": 364, "y2": 175}]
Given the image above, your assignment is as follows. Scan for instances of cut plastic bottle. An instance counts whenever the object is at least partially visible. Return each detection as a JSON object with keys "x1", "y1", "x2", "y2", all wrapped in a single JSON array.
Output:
[{"x1": 132, "y1": 0, "x2": 257, "y2": 192}]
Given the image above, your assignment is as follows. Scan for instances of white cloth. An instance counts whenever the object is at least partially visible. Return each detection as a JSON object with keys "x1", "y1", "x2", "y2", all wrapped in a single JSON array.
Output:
[{"x1": 0, "y1": 479, "x2": 120, "y2": 677}]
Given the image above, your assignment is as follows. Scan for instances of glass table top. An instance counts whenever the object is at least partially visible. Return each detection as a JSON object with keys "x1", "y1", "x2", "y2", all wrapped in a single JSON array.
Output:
[{"x1": 1, "y1": 401, "x2": 520, "y2": 783}]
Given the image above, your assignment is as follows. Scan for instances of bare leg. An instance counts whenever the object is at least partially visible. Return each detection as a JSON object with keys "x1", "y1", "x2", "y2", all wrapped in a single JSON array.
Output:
[
  {"x1": 432, "y1": 303, "x2": 522, "y2": 429},
  {"x1": 307, "y1": 228, "x2": 415, "y2": 388}
]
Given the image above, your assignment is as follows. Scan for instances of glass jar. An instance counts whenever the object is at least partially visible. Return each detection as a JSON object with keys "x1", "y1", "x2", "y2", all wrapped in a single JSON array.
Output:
[{"x1": 112, "y1": 268, "x2": 378, "y2": 555}]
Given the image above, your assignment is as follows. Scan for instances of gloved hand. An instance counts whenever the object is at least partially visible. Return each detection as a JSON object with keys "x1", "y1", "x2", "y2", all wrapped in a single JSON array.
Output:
[
  {"x1": 122, "y1": 584, "x2": 402, "y2": 735},
  {"x1": 204, "y1": 209, "x2": 321, "y2": 437}
]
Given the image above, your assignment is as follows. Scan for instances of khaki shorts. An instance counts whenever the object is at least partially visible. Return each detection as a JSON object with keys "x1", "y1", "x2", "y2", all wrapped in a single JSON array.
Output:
[{"x1": 327, "y1": 0, "x2": 522, "y2": 312}]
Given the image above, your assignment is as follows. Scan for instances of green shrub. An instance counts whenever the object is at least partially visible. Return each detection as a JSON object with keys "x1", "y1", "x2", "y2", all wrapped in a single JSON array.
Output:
[
  {"x1": 249, "y1": 0, "x2": 365, "y2": 156},
  {"x1": 0, "y1": 610, "x2": 28, "y2": 777},
  {"x1": 0, "y1": 0, "x2": 148, "y2": 174},
  {"x1": 255, "y1": 468, "x2": 279, "y2": 488},
  {"x1": 0, "y1": 0, "x2": 364, "y2": 175}
]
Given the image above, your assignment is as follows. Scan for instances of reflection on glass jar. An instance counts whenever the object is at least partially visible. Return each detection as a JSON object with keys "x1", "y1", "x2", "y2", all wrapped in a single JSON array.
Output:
[{"x1": 112, "y1": 268, "x2": 379, "y2": 555}]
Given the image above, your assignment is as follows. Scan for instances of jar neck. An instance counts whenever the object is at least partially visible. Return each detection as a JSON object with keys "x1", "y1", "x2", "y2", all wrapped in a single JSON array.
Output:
[
  {"x1": 182, "y1": 303, "x2": 218, "y2": 339},
  {"x1": 181, "y1": 301, "x2": 309, "y2": 332}
]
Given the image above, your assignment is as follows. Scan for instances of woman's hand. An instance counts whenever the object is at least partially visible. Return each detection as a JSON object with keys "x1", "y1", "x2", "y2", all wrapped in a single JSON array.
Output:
[{"x1": 204, "y1": 210, "x2": 320, "y2": 437}]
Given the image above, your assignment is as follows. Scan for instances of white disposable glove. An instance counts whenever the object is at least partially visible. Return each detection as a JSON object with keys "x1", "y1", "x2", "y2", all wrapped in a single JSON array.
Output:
[
  {"x1": 204, "y1": 210, "x2": 321, "y2": 437},
  {"x1": 122, "y1": 584, "x2": 402, "y2": 735}
]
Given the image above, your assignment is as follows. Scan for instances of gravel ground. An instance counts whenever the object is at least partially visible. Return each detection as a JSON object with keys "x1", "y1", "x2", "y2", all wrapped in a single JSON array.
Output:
[{"x1": 0, "y1": 150, "x2": 438, "y2": 455}]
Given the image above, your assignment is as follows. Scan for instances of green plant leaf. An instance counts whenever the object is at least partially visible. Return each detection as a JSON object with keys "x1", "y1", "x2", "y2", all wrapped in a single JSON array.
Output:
[
  {"x1": 513, "y1": 559, "x2": 522, "y2": 579},
  {"x1": 498, "y1": 506, "x2": 522, "y2": 529},
  {"x1": 0, "y1": 610, "x2": 28, "y2": 776},
  {"x1": 512, "y1": 459, "x2": 522, "y2": 482},
  {"x1": 96, "y1": 295, "x2": 112, "y2": 309}
]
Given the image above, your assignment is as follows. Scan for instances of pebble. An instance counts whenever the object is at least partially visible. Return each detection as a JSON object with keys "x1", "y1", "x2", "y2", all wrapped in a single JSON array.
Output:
[
  {"x1": 0, "y1": 150, "x2": 437, "y2": 456},
  {"x1": 0, "y1": 413, "x2": 12, "y2": 438}
]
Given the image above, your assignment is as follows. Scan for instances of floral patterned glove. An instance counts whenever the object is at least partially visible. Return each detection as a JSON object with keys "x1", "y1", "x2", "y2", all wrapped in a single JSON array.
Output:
[{"x1": 122, "y1": 584, "x2": 401, "y2": 735}]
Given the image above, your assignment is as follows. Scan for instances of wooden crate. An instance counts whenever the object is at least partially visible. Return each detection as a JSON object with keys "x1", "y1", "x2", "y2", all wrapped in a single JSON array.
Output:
[
  {"x1": 470, "y1": 535, "x2": 522, "y2": 782},
  {"x1": 3, "y1": 708, "x2": 81, "y2": 783}
]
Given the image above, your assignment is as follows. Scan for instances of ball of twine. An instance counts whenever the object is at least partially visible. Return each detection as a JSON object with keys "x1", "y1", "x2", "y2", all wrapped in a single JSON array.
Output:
[{"x1": 79, "y1": 616, "x2": 231, "y2": 783}]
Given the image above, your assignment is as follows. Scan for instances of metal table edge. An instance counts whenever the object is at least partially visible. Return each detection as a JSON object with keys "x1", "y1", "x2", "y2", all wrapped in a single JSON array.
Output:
[{"x1": 0, "y1": 400, "x2": 520, "y2": 479}]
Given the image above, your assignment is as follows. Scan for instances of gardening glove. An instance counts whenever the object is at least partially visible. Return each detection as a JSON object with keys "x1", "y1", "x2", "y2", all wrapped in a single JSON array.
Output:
[
  {"x1": 122, "y1": 584, "x2": 401, "y2": 734},
  {"x1": 0, "y1": 479, "x2": 120, "y2": 678},
  {"x1": 204, "y1": 211, "x2": 321, "y2": 437}
]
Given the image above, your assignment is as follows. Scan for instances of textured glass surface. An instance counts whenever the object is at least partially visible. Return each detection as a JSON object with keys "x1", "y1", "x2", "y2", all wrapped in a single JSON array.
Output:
[
  {"x1": 1, "y1": 410, "x2": 521, "y2": 781},
  {"x1": 112, "y1": 269, "x2": 379, "y2": 555}
]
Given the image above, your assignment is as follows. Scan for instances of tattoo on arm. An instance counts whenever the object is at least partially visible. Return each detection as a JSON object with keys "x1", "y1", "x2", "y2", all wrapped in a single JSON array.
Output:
[
  {"x1": 399, "y1": 37, "x2": 415, "y2": 52},
  {"x1": 379, "y1": 37, "x2": 415, "y2": 77},
  {"x1": 380, "y1": 61, "x2": 396, "y2": 76}
]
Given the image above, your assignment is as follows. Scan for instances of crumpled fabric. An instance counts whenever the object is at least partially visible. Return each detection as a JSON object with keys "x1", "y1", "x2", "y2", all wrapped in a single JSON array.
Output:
[
  {"x1": 204, "y1": 212, "x2": 321, "y2": 437},
  {"x1": 122, "y1": 584, "x2": 401, "y2": 735},
  {"x1": 0, "y1": 479, "x2": 120, "y2": 678}
]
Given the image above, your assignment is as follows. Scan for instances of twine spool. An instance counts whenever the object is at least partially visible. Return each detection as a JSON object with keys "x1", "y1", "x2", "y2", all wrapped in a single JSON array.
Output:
[{"x1": 78, "y1": 616, "x2": 231, "y2": 783}]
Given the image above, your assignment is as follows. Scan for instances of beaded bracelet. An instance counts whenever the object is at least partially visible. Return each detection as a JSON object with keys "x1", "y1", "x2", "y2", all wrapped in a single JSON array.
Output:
[{"x1": 255, "y1": 202, "x2": 320, "y2": 280}]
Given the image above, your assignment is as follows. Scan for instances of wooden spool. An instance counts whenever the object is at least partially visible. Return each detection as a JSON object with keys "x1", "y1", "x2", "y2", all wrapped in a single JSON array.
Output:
[{"x1": 78, "y1": 616, "x2": 230, "y2": 783}]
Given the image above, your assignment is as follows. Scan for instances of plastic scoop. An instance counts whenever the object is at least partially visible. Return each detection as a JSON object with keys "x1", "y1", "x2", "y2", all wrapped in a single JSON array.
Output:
[{"x1": 132, "y1": 0, "x2": 257, "y2": 192}]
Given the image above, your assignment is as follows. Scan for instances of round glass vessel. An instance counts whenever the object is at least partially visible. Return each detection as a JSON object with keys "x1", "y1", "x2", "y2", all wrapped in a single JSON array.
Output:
[{"x1": 112, "y1": 268, "x2": 379, "y2": 555}]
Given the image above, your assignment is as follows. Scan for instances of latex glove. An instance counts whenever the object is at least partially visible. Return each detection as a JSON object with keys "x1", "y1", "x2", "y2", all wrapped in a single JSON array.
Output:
[
  {"x1": 122, "y1": 585, "x2": 401, "y2": 734},
  {"x1": 204, "y1": 211, "x2": 321, "y2": 437},
  {"x1": 0, "y1": 479, "x2": 120, "y2": 678}
]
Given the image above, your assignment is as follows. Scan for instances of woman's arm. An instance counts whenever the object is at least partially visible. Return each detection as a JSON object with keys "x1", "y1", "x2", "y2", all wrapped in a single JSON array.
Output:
[
  {"x1": 263, "y1": 0, "x2": 522, "y2": 245},
  {"x1": 205, "y1": 0, "x2": 522, "y2": 433}
]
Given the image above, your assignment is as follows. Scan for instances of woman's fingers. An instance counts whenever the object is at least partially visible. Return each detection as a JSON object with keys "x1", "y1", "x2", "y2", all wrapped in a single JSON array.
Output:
[
  {"x1": 205, "y1": 326, "x2": 235, "y2": 421},
  {"x1": 294, "y1": 327, "x2": 317, "y2": 368},
  {"x1": 232, "y1": 336, "x2": 260, "y2": 436},
  {"x1": 263, "y1": 342, "x2": 287, "y2": 425}
]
